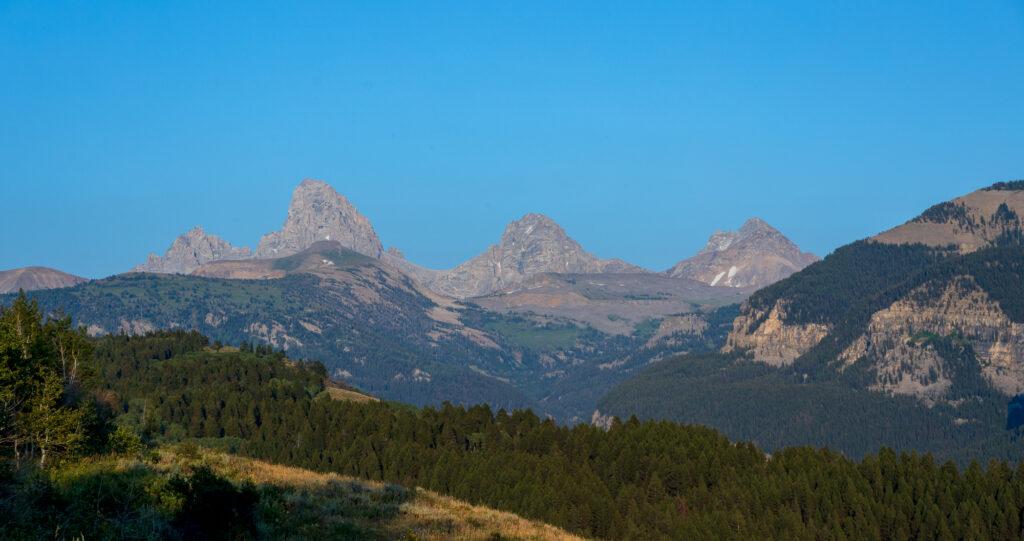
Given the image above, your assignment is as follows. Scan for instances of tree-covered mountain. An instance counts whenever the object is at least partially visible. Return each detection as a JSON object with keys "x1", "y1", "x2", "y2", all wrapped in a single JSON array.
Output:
[
  {"x1": 599, "y1": 181, "x2": 1024, "y2": 463},
  {"x1": 5, "y1": 300, "x2": 1024, "y2": 539},
  {"x1": 23, "y1": 327, "x2": 1024, "y2": 539},
  {"x1": 4, "y1": 241, "x2": 738, "y2": 423},
  {"x1": 9, "y1": 242, "x2": 538, "y2": 412}
]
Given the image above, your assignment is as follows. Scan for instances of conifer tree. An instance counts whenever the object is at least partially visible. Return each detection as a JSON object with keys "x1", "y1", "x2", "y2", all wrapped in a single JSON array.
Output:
[{"x1": 0, "y1": 293, "x2": 94, "y2": 467}]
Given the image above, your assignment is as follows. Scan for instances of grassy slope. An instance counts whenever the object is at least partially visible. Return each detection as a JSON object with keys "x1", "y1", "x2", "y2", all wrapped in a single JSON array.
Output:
[
  {"x1": 172, "y1": 446, "x2": 587, "y2": 540},
  {"x1": 8, "y1": 445, "x2": 585, "y2": 541},
  {"x1": 320, "y1": 386, "x2": 380, "y2": 403}
]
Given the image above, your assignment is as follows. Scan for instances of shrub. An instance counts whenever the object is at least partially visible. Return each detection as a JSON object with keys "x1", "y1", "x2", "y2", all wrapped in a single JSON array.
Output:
[{"x1": 108, "y1": 425, "x2": 146, "y2": 456}]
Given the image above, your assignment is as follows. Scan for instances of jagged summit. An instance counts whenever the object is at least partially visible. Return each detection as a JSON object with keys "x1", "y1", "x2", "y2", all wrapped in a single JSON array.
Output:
[
  {"x1": 388, "y1": 213, "x2": 645, "y2": 298},
  {"x1": 255, "y1": 179, "x2": 384, "y2": 259},
  {"x1": 131, "y1": 179, "x2": 384, "y2": 275},
  {"x1": 132, "y1": 226, "x2": 251, "y2": 275},
  {"x1": 126, "y1": 180, "x2": 812, "y2": 297},
  {"x1": 666, "y1": 218, "x2": 818, "y2": 289},
  {"x1": 696, "y1": 217, "x2": 773, "y2": 256}
]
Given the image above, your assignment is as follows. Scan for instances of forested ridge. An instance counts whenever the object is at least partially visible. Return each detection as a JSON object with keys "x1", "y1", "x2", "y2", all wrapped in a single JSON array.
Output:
[
  {"x1": 599, "y1": 352, "x2": 1024, "y2": 465},
  {"x1": 4, "y1": 269, "x2": 741, "y2": 425},
  {"x1": 82, "y1": 329, "x2": 1024, "y2": 538},
  {"x1": 4, "y1": 294, "x2": 1024, "y2": 539},
  {"x1": 5, "y1": 271, "x2": 540, "y2": 412},
  {"x1": 601, "y1": 244, "x2": 1024, "y2": 464}
]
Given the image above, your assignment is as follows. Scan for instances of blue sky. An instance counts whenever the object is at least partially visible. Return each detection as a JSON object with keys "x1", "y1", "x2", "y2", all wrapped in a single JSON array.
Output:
[{"x1": 2, "y1": 1, "x2": 1023, "y2": 278}]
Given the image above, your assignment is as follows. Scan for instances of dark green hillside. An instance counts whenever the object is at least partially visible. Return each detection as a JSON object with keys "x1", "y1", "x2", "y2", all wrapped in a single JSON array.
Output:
[
  {"x1": 8, "y1": 268, "x2": 742, "y2": 424},
  {"x1": 454, "y1": 303, "x2": 741, "y2": 423},
  {"x1": 532, "y1": 303, "x2": 740, "y2": 422},
  {"x1": 6, "y1": 271, "x2": 537, "y2": 413},
  {"x1": 601, "y1": 244, "x2": 1024, "y2": 464},
  {"x1": 3, "y1": 300, "x2": 1024, "y2": 540},
  {"x1": 792, "y1": 244, "x2": 1024, "y2": 381},
  {"x1": 599, "y1": 352, "x2": 1023, "y2": 465},
  {"x1": 78, "y1": 331, "x2": 1024, "y2": 539},
  {"x1": 744, "y1": 240, "x2": 950, "y2": 328}
]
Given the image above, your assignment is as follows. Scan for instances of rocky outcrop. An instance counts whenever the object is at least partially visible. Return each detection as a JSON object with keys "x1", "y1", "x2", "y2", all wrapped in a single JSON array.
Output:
[
  {"x1": 0, "y1": 266, "x2": 87, "y2": 293},
  {"x1": 255, "y1": 179, "x2": 384, "y2": 259},
  {"x1": 723, "y1": 301, "x2": 831, "y2": 366},
  {"x1": 391, "y1": 213, "x2": 646, "y2": 298},
  {"x1": 591, "y1": 410, "x2": 615, "y2": 430},
  {"x1": 666, "y1": 218, "x2": 819, "y2": 288},
  {"x1": 132, "y1": 226, "x2": 251, "y2": 274},
  {"x1": 839, "y1": 276, "x2": 1024, "y2": 397},
  {"x1": 645, "y1": 314, "x2": 708, "y2": 348}
]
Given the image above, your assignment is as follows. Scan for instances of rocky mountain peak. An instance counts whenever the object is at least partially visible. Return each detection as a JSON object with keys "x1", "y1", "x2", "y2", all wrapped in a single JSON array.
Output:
[
  {"x1": 389, "y1": 213, "x2": 645, "y2": 298},
  {"x1": 667, "y1": 218, "x2": 818, "y2": 289},
  {"x1": 132, "y1": 226, "x2": 251, "y2": 275},
  {"x1": 255, "y1": 179, "x2": 384, "y2": 259},
  {"x1": 738, "y1": 216, "x2": 771, "y2": 235},
  {"x1": 697, "y1": 230, "x2": 741, "y2": 255},
  {"x1": 497, "y1": 213, "x2": 572, "y2": 252},
  {"x1": 697, "y1": 218, "x2": 777, "y2": 255}
]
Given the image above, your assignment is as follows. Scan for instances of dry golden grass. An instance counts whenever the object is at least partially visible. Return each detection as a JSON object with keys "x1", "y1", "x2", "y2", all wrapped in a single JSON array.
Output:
[
  {"x1": 151, "y1": 446, "x2": 588, "y2": 541},
  {"x1": 322, "y1": 386, "x2": 379, "y2": 403},
  {"x1": 202, "y1": 345, "x2": 240, "y2": 352},
  {"x1": 394, "y1": 487, "x2": 590, "y2": 541}
]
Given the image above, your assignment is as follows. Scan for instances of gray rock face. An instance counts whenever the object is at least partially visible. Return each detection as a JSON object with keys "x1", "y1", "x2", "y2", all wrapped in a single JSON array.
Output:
[
  {"x1": 132, "y1": 226, "x2": 251, "y2": 274},
  {"x1": 392, "y1": 213, "x2": 646, "y2": 298},
  {"x1": 666, "y1": 217, "x2": 819, "y2": 289},
  {"x1": 255, "y1": 179, "x2": 384, "y2": 259}
]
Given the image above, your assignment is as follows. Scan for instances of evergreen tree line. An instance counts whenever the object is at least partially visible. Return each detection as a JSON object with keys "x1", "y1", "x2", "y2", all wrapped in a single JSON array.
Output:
[
  {"x1": 91, "y1": 330, "x2": 1024, "y2": 540},
  {"x1": 600, "y1": 352, "x2": 1024, "y2": 466}
]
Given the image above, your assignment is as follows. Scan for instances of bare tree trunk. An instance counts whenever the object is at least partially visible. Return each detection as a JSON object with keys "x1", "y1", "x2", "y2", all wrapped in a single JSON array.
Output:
[{"x1": 39, "y1": 434, "x2": 48, "y2": 468}]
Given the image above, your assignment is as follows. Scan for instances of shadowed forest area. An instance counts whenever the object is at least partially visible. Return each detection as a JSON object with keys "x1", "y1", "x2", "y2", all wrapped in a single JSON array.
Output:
[{"x1": 3, "y1": 294, "x2": 1024, "y2": 539}]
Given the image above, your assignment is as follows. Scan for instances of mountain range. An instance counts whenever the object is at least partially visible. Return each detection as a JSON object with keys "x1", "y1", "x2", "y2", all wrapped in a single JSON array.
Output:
[
  {"x1": 0, "y1": 178, "x2": 818, "y2": 423},
  {"x1": 129, "y1": 178, "x2": 817, "y2": 300},
  {"x1": 5, "y1": 177, "x2": 1024, "y2": 462}
]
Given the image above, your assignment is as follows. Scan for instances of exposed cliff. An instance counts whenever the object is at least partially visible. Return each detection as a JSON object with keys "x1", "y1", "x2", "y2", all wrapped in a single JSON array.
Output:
[
  {"x1": 839, "y1": 276, "x2": 1024, "y2": 398},
  {"x1": 723, "y1": 300, "x2": 830, "y2": 366},
  {"x1": 255, "y1": 179, "x2": 384, "y2": 259},
  {"x1": 724, "y1": 182, "x2": 1024, "y2": 402}
]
